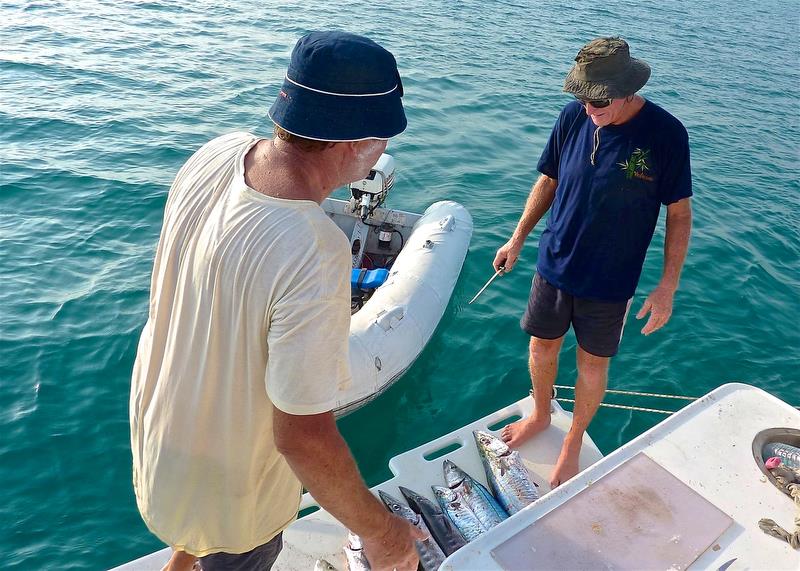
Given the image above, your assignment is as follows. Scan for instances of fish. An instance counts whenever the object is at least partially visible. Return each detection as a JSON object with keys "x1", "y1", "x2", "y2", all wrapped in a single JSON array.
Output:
[
  {"x1": 442, "y1": 459, "x2": 508, "y2": 525},
  {"x1": 314, "y1": 559, "x2": 338, "y2": 571},
  {"x1": 399, "y1": 485, "x2": 467, "y2": 555},
  {"x1": 378, "y1": 489, "x2": 447, "y2": 571},
  {"x1": 473, "y1": 430, "x2": 540, "y2": 514},
  {"x1": 432, "y1": 484, "x2": 487, "y2": 542},
  {"x1": 432, "y1": 460, "x2": 508, "y2": 542},
  {"x1": 343, "y1": 532, "x2": 370, "y2": 571}
]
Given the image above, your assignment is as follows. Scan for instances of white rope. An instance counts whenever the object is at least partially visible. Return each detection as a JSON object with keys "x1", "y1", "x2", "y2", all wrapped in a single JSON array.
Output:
[
  {"x1": 556, "y1": 397, "x2": 674, "y2": 415},
  {"x1": 554, "y1": 384, "x2": 800, "y2": 410},
  {"x1": 554, "y1": 384, "x2": 697, "y2": 401}
]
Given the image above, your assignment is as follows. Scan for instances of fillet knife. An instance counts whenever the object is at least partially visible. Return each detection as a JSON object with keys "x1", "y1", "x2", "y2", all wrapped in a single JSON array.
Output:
[{"x1": 468, "y1": 266, "x2": 505, "y2": 304}]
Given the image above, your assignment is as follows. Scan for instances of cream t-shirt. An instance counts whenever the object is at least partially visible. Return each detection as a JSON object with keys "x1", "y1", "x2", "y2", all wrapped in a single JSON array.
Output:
[{"x1": 129, "y1": 132, "x2": 352, "y2": 556}]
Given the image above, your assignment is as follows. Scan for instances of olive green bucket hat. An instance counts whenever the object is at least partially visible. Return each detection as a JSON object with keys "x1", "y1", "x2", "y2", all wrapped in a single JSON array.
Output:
[{"x1": 563, "y1": 37, "x2": 651, "y2": 100}]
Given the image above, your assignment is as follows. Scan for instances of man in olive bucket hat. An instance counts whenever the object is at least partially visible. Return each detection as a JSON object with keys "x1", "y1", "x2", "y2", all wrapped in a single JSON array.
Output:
[
  {"x1": 130, "y1": 31, "x2": 423, "y2": 571},
  {"x1": 494, "y1": 37, "x2": 693, "y2": 488}
]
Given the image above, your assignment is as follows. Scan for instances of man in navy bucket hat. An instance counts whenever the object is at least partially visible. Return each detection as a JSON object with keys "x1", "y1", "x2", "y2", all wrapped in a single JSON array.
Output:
[{"x1": 130, "y1": 31, "x2": 422, "y2": 571}]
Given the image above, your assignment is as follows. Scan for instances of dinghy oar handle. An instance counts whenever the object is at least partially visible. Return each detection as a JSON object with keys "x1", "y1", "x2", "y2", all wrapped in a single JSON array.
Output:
[{"x1": 468, "y1": 266, "x2": 505, "y2": 305}]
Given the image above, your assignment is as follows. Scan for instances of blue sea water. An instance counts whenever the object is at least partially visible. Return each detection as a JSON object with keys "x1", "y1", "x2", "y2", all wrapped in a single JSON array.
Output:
[{"x1": 1, "y1": 1, "x2": 798, "y2": 568}]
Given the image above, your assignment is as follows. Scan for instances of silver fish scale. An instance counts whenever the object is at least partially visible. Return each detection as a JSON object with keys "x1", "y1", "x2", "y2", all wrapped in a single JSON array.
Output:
[
  {"x1": 378, "y1": 490, "x2": 446, "y2": 571},
  {"x1": 344, "y1": 533, "x2": 371, "y2": 571},
  {"x1": 434, "y1": 486, "x2": 486, "y2": 542},
  {"x1": 482, "y1": 449, "x2": 539, "y2": 514},
  {"x1": 475, "y1": 430, "x2": 540, "y2": 515},
  {"x1": 399, "y1": 486, "x2": 467, "y2": 556},
  {"x1": 442, "y1": 459, "x2": 508, "y2": 527},
  {"x1": 415, "y1": 518, "x2": 447, "y2": 571},
  {"x1": 378, "y1": 490, "x2": 418, "y2": 522},
  {"x1": 459, "y1": 475, "x2": 508, "y2": 527},
  {"x1": 314, "y1": 560, "x2": 336, "y2": 571}
]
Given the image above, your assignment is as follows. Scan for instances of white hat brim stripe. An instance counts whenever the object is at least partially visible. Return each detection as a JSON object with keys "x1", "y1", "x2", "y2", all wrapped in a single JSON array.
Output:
[
  {"x1": 267, "y1": 108, "x2": 390, "y2": 142},
  {"x1": 285, "y1": 75, "x2": 398, "y2": 97}
]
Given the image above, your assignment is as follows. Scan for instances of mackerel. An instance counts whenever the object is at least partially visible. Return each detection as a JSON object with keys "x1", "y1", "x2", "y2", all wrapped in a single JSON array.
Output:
[
  {"x1": 378, "y1": 490, "x2": 447, "y2": 571},
  {"x1": 474, "y1": 430, "x2": 540, "y2": 514},
  {"x1": 343, "y1": 532, "x2": 370, "y2": 571},
  {"x1": 432, "y1": 484, "x2": 486, "y2": 542},
  {"x1": 399, "y1": 485, "x2": 467, "y2": 555},
  {"x1": 433, "y1": 460, "x2": 508, "y2": 542},
  {"x1": 442, "y1": 459, "x2": 508, "y2": 525}
]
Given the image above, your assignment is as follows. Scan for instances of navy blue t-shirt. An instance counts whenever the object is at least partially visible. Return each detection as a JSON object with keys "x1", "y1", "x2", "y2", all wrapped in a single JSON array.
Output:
[{"x1": 536, "y1": 99, "x2": 692, "y2": 302}]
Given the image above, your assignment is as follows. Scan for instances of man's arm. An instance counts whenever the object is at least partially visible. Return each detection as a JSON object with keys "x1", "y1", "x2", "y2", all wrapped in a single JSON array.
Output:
[
  {"x1": 636, "y1": 197, "x2": 692, "y2": 335},
  {"x1": 273, "y1": 408, "x2": 423, "y2": 571},
  {"x1": 493, "y1": 174, "x2": 558, "y2": 272}
]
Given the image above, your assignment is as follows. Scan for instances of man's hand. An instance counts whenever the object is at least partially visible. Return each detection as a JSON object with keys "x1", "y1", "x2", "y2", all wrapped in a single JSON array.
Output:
[
  {"x1": 636, "y1": 285, "x2": 675, "y2": 335},
  {"x1": 274, "y1": 409, "x2": 425, "y2": 571},
  {"x1": 493, "y1": 238, "x2": 523, "y2": 272},
  {"x1": 361, "y1": 514, "x2": 426, "y2": 571}
]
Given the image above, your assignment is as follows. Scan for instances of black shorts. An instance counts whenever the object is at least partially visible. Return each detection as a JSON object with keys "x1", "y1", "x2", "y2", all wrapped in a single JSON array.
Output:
[
  {"x1": 198, "y1": 533, "x2": 283, "y2": 571},
  {"x1": 521, "y1": 273, "x2": 631, "y2": 358}
]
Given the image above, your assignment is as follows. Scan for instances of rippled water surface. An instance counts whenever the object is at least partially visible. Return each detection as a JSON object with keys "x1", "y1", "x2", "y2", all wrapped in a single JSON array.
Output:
[{"x1": 1, "y1": 1, "x2": 798, "y2": 568}]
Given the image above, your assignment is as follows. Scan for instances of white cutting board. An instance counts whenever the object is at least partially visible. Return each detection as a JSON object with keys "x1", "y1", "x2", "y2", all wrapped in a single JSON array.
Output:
[{"x1": 491, "y1": 453, "x2": 734, "y2": 570}]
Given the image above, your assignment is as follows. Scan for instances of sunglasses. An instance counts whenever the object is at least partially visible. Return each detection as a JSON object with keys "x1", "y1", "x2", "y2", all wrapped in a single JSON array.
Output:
[{"x1": 574, "y1": 96, "x2": 613, "y2": 109}]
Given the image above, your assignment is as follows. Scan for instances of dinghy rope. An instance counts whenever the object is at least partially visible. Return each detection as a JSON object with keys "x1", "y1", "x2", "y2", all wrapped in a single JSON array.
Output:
[
  {"x1": 556, "y1": 385, "x2": 697, "y2": 401},
  {"x1": 758, "y1": 465, "x2": 800, "y2": 550},
  {"x1": 555, "y1": 398, "x2": 675, "y2": 415},
  {"x1": 550, "y1": 384, "x2": 800, "y2": 415}
]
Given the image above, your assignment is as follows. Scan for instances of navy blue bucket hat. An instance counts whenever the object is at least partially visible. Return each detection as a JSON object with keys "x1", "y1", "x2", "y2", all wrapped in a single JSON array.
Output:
[{"x1": 268, "y1": 31, "x2": 406, "y2": 142}]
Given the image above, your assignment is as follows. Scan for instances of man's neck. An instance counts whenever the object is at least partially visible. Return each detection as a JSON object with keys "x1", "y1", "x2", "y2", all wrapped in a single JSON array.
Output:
[
  {"x1": 611, "y1": 95, "x2": 646, "y2": 126},
  {"x1": 244, "y1": 138, "x2": 341, "y2": 204}
]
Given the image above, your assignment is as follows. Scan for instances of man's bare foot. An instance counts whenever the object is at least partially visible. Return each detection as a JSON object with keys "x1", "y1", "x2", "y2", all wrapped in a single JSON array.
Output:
[
  {"x1": 550, "y1": 437, "x2": 582, "y2": 489},
  {"x1": 501, "y1": 413, "x2": 551, "y2": 448}
]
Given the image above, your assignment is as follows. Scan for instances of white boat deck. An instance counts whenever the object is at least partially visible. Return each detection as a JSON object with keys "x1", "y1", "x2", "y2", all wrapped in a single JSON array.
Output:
[
  {"x1": 443, "y1": 383, "x2": 800, "y2": 570},
  {"x1": 114, "y1": 383, "x2": 799, "y2": 570},
  {"x1": 113, "y1": 395, "x2": 602, "y2": 570}
]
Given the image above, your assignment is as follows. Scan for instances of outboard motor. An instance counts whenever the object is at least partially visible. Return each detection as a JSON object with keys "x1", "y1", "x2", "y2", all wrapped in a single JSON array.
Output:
[
  {"x1": 348, "y1": 153, "x2": 396, "y2": 270},
  {"x1": 349, "y1": 153, "x2": 395, "y2": 220}
]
